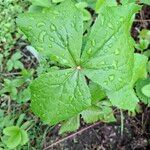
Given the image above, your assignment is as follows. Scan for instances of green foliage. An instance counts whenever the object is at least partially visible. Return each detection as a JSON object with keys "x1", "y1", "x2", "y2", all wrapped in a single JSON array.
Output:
[
  {"x1": 121, "y1": 0, "x2": 150, "y2": 5},
  {"x1": 0, "y1": 111, "x2": 14, "y2": 130},
  {"x1": 135, "y1": 29, "x2": 150, "y2": 51},
  {"x1": 59, "y1": 115, "x2": 80, "y2": 134},
  {"x1": 59, "y1": 100, "x2": 115, "y2": 134},
  {"x1": 0, "y1": 69, "x2": 33, "y2": 103},
  {"x1": 17, "y1": 0, "x2": 144, "y2": 128},
  {"x1": 142, "y1": 84, "x2": 150, "y2": 97},
  {"x1": 136, "y1": 79, "x2": 150, "y2": 105},
  {"x1": 0, "y1": 0, "x2": 28, "y2": 51},
  {"x1": 3, "y1": 126, "x2": 28, "y2": 149},
  {"x1": 131, "y1": 54, "x2": 148, "y2": 85},
  {"x1": 0, "y1": 112, "x2": 31, "y2": 149},
  {"x1": 95, "y1": 0, "x2": 117, "y2": 12},
  {"x1": 89, "y1": 82, "x2": 106, "y2": 103},
  {"x1": 6, "y1": 52, "x2": 24, "y2": 72},
  {"x1": 141, "y1": 0, "x2": 150, "y2": 5},
  {"x1": 81, "y1": 101, "x2": 116, "y2": 123},
  {"x1": 29, "y1": 0, "x2": 52, "y2": 7}
]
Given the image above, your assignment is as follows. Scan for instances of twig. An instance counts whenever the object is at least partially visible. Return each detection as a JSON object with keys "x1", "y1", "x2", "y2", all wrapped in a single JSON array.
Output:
[
  {"x1": 43, "y1": 122, "x2": 101, "y2": 150},
  {"x1": 1, "y1": 72, "x2": 21, "y2": 77},
  {"x1": 134, "y1": 19, "x2": 150, "y2": 22},
  {"x1": 7, "y1": 96, "x2": 11, "y2": 114}
]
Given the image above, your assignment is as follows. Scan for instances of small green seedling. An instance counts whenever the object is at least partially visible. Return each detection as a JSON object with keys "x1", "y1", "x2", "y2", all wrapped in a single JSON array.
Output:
[
  {"x1": 135, "y1": 29, "x2": 150, "y2": 51},
  {"x1": 0, "y1": 114, "x2": 31, "y2": 150},
  {"x1": 6, "y1": 52, "x2": 24, "y2": 72}
]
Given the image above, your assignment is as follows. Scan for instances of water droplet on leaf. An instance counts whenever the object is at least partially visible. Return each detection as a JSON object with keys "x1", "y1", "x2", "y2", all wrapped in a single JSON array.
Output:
[
  {"x1": 49, "y1": 37, "x2": 54, "y2": 42},
  {"x1": 37, "y1": 22, "x2": 46, "y2": 28},
  {"x1": 50, "y1": 24, "x2": 56, "y2": 31},
  {"x1": 115, "y1": 49, "x2": 120, "y2": 55},
  {"x1": 39, "y1": 31, "x2": 46, "y2": 42},
  {"x1": 108, "y1": 23, "x2": 113, "y2": 29},
  {"x1": 109, "y1": 75, "x2": 115, "y2": 81},
  {"x1": 87, "y1": 48, "x2": 92, "y2": 55},
  {"x1": 91, "y1": 40, "x2": 96, "y2": 46}
]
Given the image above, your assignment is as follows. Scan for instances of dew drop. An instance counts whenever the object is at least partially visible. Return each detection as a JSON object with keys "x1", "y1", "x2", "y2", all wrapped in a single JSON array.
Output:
[
  {"x1": 108, "y1": 23, "x2": 113, "y2": 29},
  {"x1": 52, "y1": 55, "x2": 59, "y2": 61},
  {"x1": 119, "y1": 17, "x2": 124, "y2": 22},
  {"x1": 39, "y1": 31, "x2": 46, "y2": 42},
  {"x1": 91, "y1": 40, "x2": 96, "y2": 46},
  {"x1": 115, "y1": 49, "x2": 120, "y2": 55},
  {"x1": 28, "y1": 26, "x2": 32, "y2": 30},
  {"x1": 48, "y1": 44, "x2": 52, "y2": 48},
  {"x1": 71, "y1": 22, "x2": 75, "y2": 28},
  {"x1": 100, "y1": 61, "x2": 106, "y2": 66},
  {"x1": 37, "y1": 22, "x2": 46, "y2": 28},
  {"x1": 101, "y1": 15, "x2": 105, "y2": 25},
  {"x1": 103, "y1": 81, "x2": 108, "y2": 86},
  {"x1": 50, "y1": 24, "x2": 56, "y2": 31},
  {"x1": 37, "y1": 47, "x2": 44, "y2": 51},
  {"x1": 61, "y1": 59, "x2": 68, "y2": 64},
  {"x1": 49, "y1": 37, "x2": 54, "y2": 42},
  {"x1": 109, "y1": 75, "x2": 115, "y2": 81},
  {"x1": 118, "y1": 77, "x2": 123, "y2": 82},
  {"x1": 112, "y1": 60, "x2": 118, "y2": 69},
  {"x1": 53, "y1": 11, "x2": 59, "y2": 15},
  {"x1": 87, "y1": 48, "x2": 92, "y2": 55},
  {"x1": 78, "y1": 92, "x2": 82, "y2": 96}
]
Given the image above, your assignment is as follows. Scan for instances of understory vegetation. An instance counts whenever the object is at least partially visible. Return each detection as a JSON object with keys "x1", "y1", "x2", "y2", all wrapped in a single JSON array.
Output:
[{"x1": 0, "y1": 0, "x2": 150, "y2": 149}]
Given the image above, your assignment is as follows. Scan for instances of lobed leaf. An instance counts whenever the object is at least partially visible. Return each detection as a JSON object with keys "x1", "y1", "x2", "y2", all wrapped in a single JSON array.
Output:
[
  {"x1": 17, "y1": 0, "x2": 143, "y2": 125},
  {"x1": 59, "y1": 115, "x2": 80, "y2": 134},
  {"x1": 30, "y1": 69, "x2": 91, "y2": 125},
  {"x1": 17, "y1": 0, "x2": 83, "y2": 67}
]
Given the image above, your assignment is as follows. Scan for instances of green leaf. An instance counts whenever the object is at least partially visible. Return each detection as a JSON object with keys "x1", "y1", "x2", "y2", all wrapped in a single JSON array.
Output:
[
  {"x1": 11, "y1": 52, "x2": 22, "y2": 61},
  {"x1": 81, "y1": 106, "x2": 102, "y2": 123},
  {"x1": 17, "y1": 0, "x2": 83, "y2": 67},
  {"x1": 28, "y1": 5, "x2": 44, "y2": 13},
  {"x1": 135, "y1": 39, "x2": 149, "y2": 51},
  {"x1": 81, "y1": 103, "x2": 115, "y2": 123},
  {"x1": 142, "y1": 84, "x2": 150, "y2": 97},
  {"x1": 76, "y1": 2, "x2": 91, "y2": 21},
  {"x1": 20, "y1": 129, "x2": 29, "y2": 145},
  {"x1": 107, "y1": 85, "x2": 139, "y2": 111},
  {"x1": 81, "y1": 4, "x2": 140, "y2": 110},
  {"x1": 30, "y1": 69, "x2": 91, "y2": 125},
  {"x1": 121, "y1": 0, "x2": 136, "y2": 4},
  {"x1": 3, "y1": 126, "x2": 20, "y2": 136},
  {"x1": 97, "y1": 102, "x2": 116, "y2": 122},
  {"x1": 6, "y1": 60, "x2": 13, "y2": 71},
  {"x1": 89, "y1": 82, "x2": 106, "y2": 103},
  {"x1": 18, "y1": 0, "x2": 142, "y2": 125},
  {"x1": 3, "y1": 126, "x2": 21, "y2": 149},
  {"x1": 140, "y1": 29, "x2": 150, "y2": 41},
  {"x1": 131, "y1": 54, "x2": 148, "y2": 85},
  {"x1": 95, "y1": 0, "x2": 117, "y2": 12},
  {"x1": 141, "y1": 0, "x2": 150, "y2": 5},
  {"x1": 59, "y1": 115, "x2": 80, "y2": 134},
  {"x1": 52, "y1": 0, "x2": 65, "y2": 3},
  {"x1": 136, "y1": 79, "x2": 150, "y2": 104},
  {"x1": 14, "y1": 61, "x2": 24, "y2": 70},
  {"x1": 29, "y1": 0, "x2": 52, "y2": 7},
  {"x1": 3, "y1": 126, "x2": 29, "y2": 148},
  {"x1": 17, "y1": 88, "x2": 31, "y2": 103},
  {"x1": 82, "y1": 4, "x2": 140, "y2": 91}
]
